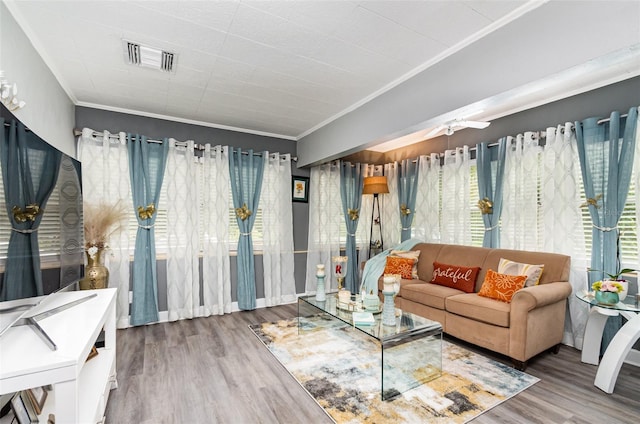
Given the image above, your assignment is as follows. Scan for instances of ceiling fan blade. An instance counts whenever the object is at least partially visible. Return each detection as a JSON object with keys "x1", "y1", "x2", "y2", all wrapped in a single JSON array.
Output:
[{"x1": 461, "y1": 120, "x2": 490, "y2": 129}]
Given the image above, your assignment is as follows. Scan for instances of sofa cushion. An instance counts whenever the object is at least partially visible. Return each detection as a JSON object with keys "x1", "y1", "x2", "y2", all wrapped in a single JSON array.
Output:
[
  {"x1": 402, "y1": 282, "x2": 463, "y2": 310},
  {"x1": 430, "y1": 261, "x2": 480, "y2": 293},
  {"x1": 384, "y1": 256, "x2": 415, "y2": 279},
  {"x1": 446, "y1": 293, "x2": 512, "y2": 327},
  {"x1": 498, "y1": 258, "x2": 544, "y2": 287},
  {"x1": 478, "y1": 269, "x2": 527, "y2": 303},
  {"x1": 390, "y1": 250, "x2": 420, "y2": 279}
]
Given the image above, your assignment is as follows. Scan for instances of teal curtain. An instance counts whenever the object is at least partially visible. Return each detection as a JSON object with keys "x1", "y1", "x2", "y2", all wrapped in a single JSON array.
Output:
[
  {"x1": 128, "y1": 134, "x2": 169, "y2": 326},
  {"x1": 340, "y1": 162, "x2": 364, "y2": 293},
  {"x1": 576, "y1": 107, "x2": 638, "y2": 351},
  {"x1": 229, "y1": 148, "x2": 264, "y2": 310},
  {"x1": 397, "y1": 159, "x2": 420, "y2": 242},
  {"x1": 476, "y1": 139, "x2": 507, "y2": 248},
  {"x1": 0, "y1": 119, "x2": 61, "y2": 300}
]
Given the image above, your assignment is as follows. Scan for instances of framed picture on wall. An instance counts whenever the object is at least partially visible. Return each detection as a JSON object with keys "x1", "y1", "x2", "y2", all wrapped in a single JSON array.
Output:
[{"x1": 292, "y1": 176, "x2": 309, "y2": 203}]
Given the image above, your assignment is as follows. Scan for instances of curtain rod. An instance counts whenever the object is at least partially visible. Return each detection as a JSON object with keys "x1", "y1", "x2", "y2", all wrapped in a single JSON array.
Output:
[
  {"x1": 3, "y1": 122, "x2": 31, "y2": 131},
  {"x1": 74, "y1": 128, "x2": 297, "y2": 161}
]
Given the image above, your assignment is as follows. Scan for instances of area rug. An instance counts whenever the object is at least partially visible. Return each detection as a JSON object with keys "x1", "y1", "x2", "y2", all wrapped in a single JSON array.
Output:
[{"x1": 249, "y1": 316, "x2": 539, "y2": 423}]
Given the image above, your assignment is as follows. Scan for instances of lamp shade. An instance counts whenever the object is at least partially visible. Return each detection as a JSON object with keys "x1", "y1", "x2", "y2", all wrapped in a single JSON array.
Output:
[{"x1": 362, "y1": 176, "x2": 389, "y2": 195}]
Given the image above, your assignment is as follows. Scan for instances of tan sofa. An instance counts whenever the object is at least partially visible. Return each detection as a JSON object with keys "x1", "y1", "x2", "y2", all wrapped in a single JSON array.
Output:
[{"x1": 380, "y1": 243, "x2": 572, "y2": 370}]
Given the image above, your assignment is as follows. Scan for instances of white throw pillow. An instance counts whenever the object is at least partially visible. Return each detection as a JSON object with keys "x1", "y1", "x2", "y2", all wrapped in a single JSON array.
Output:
[{"x1": 498, "y1": 258, "x2": 544, "y2": 287}]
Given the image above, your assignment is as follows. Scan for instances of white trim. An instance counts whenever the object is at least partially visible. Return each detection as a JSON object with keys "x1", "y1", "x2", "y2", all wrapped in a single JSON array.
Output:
[{"x1": 76, "y1": 102, "x2": 297, "y2": 141}]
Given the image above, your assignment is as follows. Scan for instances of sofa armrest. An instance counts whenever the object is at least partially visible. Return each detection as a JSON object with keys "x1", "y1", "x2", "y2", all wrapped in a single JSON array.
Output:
[{"x1": 511, "y1": 281, "x2": 572, "y2": 311}]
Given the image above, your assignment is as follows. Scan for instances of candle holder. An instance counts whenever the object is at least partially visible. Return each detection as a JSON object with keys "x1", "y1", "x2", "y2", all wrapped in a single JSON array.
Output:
[
  {"x1": 382, "y1": 290, "x2": 396, "y2": 326},
  {"x1": 315, "y1": 264, "x2": 326, "y2": 302},
  {"x1": 332, "y1": 256, "x2": 348, "y2": 291}
]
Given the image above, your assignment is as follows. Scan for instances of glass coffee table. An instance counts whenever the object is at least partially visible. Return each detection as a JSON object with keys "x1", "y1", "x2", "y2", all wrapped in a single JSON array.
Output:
[
  {"x1": 298, "y1": 292, "x2": 442, "y2": 400},
  {"x1": 577, "y1": 291, "x2": 640, "y2": 393}
]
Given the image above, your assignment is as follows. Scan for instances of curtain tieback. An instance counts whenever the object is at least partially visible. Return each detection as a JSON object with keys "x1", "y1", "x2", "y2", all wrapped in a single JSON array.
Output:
[
  {"x1": 11, "y1": 227, "x2": 38, "y2": 234},
  {"x1": 348, "y1": 233, "x2": 356, "y2": 237},
  {"x1": 484, "y1": 224, "x2": 499, "y2": 232},
  {"x1": 592, "y1": 224, "x2": 617, "y2": 232},
  {"x1": 401, "y1": 227, "x2": 411, "y2": 231},
  {"x1": 138, "y1": 223, "x2": 155, "y2": 230},
  {"x1": 240, "y1": 232, "x2": 252, "y2": 236}
]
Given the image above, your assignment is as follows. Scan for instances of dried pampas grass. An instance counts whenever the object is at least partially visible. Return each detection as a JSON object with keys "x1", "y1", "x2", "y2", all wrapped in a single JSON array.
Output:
[{"x1": 83, "y1": 200, "x2": 128, "y2": 250}]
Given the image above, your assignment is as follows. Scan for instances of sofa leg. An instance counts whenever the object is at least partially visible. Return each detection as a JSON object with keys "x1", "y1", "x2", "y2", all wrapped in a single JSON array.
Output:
[
  {"x1": 549, "y1": 344, "x2": 561, "y2": 354},
  {"x1": 512, "y1": 359, "x2": 527, "y2": 371}
]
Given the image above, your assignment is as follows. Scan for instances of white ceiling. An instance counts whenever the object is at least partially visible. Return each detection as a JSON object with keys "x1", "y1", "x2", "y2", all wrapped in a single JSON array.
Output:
[
  {"x1": 6, "y1": 0, "x2": 534, "y2": 140},
  {"x1": 5, "y1": 0, "x2": 640, "y2": 148}
]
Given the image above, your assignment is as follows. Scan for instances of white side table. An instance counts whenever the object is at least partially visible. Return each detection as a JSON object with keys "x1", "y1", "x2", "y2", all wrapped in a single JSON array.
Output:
[{"x1": 578, "y1": 292, "x2": 640, "y2": 393}]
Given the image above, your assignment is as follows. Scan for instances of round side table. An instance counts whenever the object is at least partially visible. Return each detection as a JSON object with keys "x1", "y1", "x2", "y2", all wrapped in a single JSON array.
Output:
[{"x1": 577, "y1": 292, "x2": 640, "y2": 393}]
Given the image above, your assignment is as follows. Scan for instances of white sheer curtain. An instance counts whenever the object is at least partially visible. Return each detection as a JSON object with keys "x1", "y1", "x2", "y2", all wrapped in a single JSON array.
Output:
[
  {"x1": 501, "y1": 133, "x2": 543, "y2": 250},
  {"x1": 306, "y1": 162, "x2": 343, "y2": 293},
  {"x1": 542, "y1": 123, "x2": 588, "y2": 349},
  {"x1": 441, "y1": 146, "x2": 472, "y2": 245},
  {"x1": 165, "y1": 139, "x2": 200, "y2": 321},
  {"x1": 201, "y1": 145, "x2": 232, "y2": 316},
  {"x1": 262, "y1": 152, "x2": 296, "y2": 306},
  {"x1": 77, "y1": 129, "x2": 132, "y2": 329},
  {"x1": 414, "y1": 153, "x2": 441, "y2": 242},
  {"x1": 382, "y1": 162, "x2": 401, "y2": 248}
]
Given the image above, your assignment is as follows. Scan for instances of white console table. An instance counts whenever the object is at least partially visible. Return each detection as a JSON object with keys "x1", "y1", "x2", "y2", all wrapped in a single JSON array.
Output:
[{"x1": 0, "y1": 288, "x2": 117, "y2": 424}]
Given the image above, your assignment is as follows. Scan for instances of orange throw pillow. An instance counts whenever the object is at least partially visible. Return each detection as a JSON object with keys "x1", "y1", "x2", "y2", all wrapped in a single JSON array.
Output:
[
  {"x1": 478, "y1": 269, "x2": 527, "y2": 303},
  {"x1": 384, "y1": 256, "x2": 415, "y2": 280},
  {"x1": 430, "y1": 262, "x2": 480, "y2": 293}
]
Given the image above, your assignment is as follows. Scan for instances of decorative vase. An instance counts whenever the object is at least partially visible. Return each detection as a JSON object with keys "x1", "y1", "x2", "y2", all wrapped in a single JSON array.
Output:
[
  {"x1": 80, "y1": 249, "x2": 109, "y2": 290},
  {"x1": 595, "y1": 290, "x2": 619, "y2": 306},
  {"x1": 315, "y1": 264, "x2": 326, "y2": 302},
  {"x1": 382, "y1": 290, "x2": 396, "y2": 326}
]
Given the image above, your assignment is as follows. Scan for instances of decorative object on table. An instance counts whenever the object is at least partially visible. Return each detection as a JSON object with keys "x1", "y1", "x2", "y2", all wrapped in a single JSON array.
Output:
[
  {"x1": 332, "y1": 255, "x2": 348, "y2": 290},
  {"x1": 352, "y1": 311, "x2": 375, "y2": 326},
  {"x1": 315, "y1": 264, "x2": 326, "y2": 302},
  {"x1": 250, "y1": 318, "x2": 539, "y2": 424},
  {"x1": 81, "y1": 201, "x2": 127, "y2": 290},
  {"x1": 589, "y1": 267, "x2": 636, "y2": 301},
  {"x1": 382, "y1": 286, "x2": 396, "y2": 326},
  {"x1": 10, "y1": 391, "x2": 38, "y2": 424},
  {"x1": 362, "y1": 176, "x2": 389, "y2": 258},
  {"x1": 337, "y1": 289, "x2": 352, "y2": 308},
  {"x1": 26, "y1": 386, "x2": 48, "y2": 415},
  {"x1": 292, "y1": 176, "x2": 309, "y2": 203},
  {"x1": 591, "y1": 280, "x2": 623, "y2": 305}
]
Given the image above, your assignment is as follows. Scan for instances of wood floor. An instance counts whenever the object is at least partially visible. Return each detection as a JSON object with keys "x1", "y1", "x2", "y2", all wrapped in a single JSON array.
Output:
[{"x1": 105, "y1": 304, "x2": 639, "y2": 424}]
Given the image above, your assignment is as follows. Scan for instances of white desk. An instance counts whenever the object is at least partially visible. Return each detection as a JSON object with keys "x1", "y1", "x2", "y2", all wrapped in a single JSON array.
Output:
[
  {"x1": 578, "y1": 292, "x2": 640, "y2": 394},
  {"x1": 0, "y1": 289, "x2": 117, "y2": 423}
]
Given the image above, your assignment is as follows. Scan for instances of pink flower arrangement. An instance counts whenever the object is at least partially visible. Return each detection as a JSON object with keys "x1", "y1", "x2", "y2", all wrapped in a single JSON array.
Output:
[{"x1": 592, "y1": 280, "x2": 623, "y2": 293}]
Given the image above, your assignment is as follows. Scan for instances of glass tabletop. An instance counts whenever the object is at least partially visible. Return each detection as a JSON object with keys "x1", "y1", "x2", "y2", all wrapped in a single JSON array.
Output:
[
  {"x1": 575, "y1": 291, "x2": 640, "y2": 313},
  {"x1": 298, "y1": 292, "x2": 442, "y2": 343}
]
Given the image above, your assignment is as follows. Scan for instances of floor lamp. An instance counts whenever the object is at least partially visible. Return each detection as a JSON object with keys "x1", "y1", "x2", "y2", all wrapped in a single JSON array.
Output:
[{"x1": 363, "y1": 176, "x2": 389, "y2": 258}]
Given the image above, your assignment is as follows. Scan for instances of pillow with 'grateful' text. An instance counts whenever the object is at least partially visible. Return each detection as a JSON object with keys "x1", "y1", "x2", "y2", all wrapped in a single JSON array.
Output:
[{"x1": 430, "y1": 261, "x2": 481, "y2": 293}]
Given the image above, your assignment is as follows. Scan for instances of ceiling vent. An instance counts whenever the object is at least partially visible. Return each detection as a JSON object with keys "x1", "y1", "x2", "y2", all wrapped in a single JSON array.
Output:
[{"x1": 123, "y1": 40, "x2": 175, "y2": 73}]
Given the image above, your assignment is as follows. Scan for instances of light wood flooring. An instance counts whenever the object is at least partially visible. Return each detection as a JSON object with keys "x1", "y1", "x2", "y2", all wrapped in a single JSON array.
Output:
[{"x1": 105, "y1": 304, "x2": 639, "y2": 424}]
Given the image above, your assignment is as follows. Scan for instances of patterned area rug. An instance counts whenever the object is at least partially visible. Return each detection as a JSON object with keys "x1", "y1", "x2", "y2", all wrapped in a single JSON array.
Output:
[{"x1": 249, "y1": 316, "x2": 539, "y2": 423}]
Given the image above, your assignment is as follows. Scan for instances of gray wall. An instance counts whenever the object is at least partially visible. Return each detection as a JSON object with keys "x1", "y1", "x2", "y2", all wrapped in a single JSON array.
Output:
[
  {"x1": 346, "y1": 76, "x2": 640, "y2": 164},
  {"x1": 75, "y1": 106, "x2": 310, "y2": 308},
  {"x1": 0, "y1": 2, "x2": 76, "y2": 157}
]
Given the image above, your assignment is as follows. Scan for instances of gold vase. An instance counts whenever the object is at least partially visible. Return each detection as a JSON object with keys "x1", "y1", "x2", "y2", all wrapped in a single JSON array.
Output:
[{"x1": 80, "y1": 249, "x2": 109, "y2": 290}]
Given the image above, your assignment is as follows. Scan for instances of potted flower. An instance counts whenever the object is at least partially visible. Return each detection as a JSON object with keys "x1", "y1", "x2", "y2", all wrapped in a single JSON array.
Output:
[
  {"x1": 589, "y1": 267, "x2": 635, "y2": 302},
  {"x1": 591, "y1": 280, "x2": 624, "y2": 306}
]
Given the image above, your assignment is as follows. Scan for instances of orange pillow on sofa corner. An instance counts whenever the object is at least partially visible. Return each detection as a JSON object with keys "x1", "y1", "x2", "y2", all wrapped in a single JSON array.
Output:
[
  {"x1": 384, "y1": 256, "x2": 415, "y2": 280},
  {"x1": 430, "y1": 262, "x2": 480, "y2": 293},
  {"x1": 478, "y1": 269, "x2": 527, "y2": 303}
]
